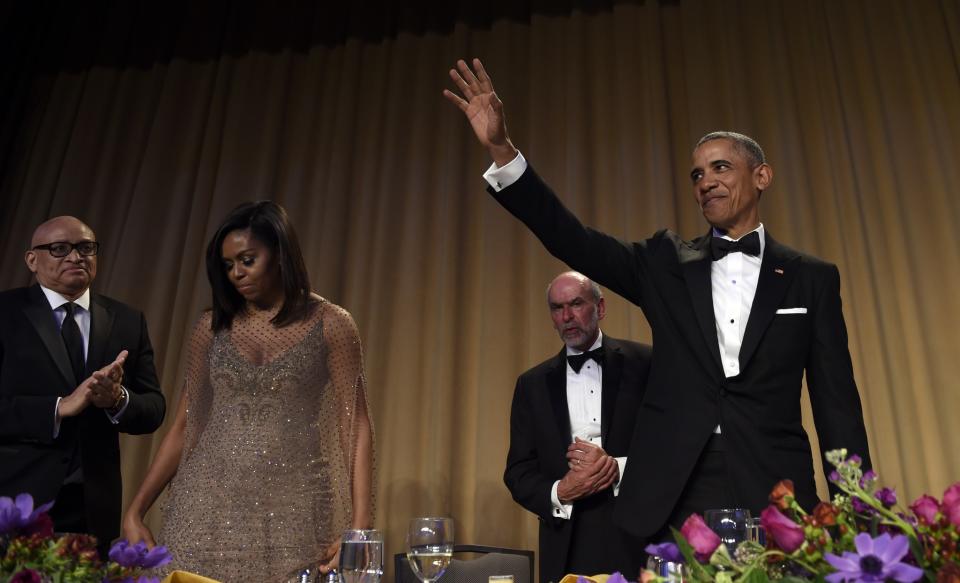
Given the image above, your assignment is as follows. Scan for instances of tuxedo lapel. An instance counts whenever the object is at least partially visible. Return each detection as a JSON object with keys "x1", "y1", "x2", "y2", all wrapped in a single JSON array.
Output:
[
  {"x1": 87, "y1": 294, "x2": 114, "y2": 374},
  {"x1": 546, "y1": 350, "x2": 572, "y2": 449},
  {"x1": 739, "y1": 234, "x2": 800, "y2": 370},
  {"x1": 600, "y1": 339, "x2": 623, "y2": 445},
  {"x1": 680, "y1": 234, "x2": 723, "y2": 375},
  {"x1": 21, "y1": 285, "x2": 75, "y2": 392}
]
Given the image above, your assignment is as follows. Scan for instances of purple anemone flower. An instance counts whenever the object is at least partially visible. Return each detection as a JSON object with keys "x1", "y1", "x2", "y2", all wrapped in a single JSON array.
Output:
[
  {"x1": 859, "y1": 471, "x2": 878, "y2": 488},
  {"x1": 824, "y1": 533, "x2": 923, "y2": 583},
  {"x1": 108, "y1": 540, "x2": 173, "y2": 569},
  {"x1": 0, "y1": 494, "x2": 54, "y2": 535},
  {"x1": 876, "y1": 487, "x2": 897, "y2": 508},
  {"x1": 645, "y1": 542, "x2": 684, "y2": 563}
]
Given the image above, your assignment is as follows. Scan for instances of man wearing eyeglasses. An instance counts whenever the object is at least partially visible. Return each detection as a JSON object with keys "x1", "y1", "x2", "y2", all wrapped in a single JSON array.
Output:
[{"x1": 0, "y1": 216, "x2": 166, "y2": 556}]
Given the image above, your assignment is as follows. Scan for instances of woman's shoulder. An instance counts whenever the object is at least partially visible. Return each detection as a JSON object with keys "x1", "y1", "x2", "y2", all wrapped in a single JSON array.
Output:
[
  {"x1": 192, "y1": 309, "x2": 215, "y2": 336},
  {"x1": 310, "y1": 294, "x2": 359, "y2": 336}
]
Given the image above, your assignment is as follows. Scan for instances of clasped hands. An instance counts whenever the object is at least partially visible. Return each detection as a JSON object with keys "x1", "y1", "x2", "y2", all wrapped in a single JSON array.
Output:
[
  {"x1": 556, "y1": 437, "x2": 619, "y2": 504},
  {"x1": 57, "y1": 350, "x2": 128, "y2": 419}
]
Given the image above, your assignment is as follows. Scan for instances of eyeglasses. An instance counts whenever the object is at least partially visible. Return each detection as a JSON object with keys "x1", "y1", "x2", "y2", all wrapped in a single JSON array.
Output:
[{"x1": 31, "y1": 241, "x2": 100, "y2": 258}]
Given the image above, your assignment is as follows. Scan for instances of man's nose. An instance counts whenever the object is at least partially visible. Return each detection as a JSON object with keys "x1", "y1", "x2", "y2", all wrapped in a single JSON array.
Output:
[
  {"x1": 699, "y1": 178, "x2": 718, "y2": 194},
  {"x1": 64, "y1": 248, "x2": 84, "y2": 261},
  {"x1": 562, "y1": 306, "x2": 573, "y2": 320}
]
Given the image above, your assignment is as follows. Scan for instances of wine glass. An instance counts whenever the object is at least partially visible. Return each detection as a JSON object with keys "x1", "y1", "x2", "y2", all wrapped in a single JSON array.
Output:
[
  {"x1": 339, "y1": 529, "x2": 384, "y2": 583},
  {"x1": 406, "y1": 517, "x2": 454, "y2": 583},
  {"x1": 704, "y1": 508, "x2": 752, "y2": 553}
]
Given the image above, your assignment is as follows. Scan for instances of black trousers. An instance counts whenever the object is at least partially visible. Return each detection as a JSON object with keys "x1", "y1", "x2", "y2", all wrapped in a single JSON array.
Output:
[
  {"x1": 48, "y1": 482, "x2": 109, "y2": 558},
  {"x1": 650, "y1": 433, "x2": 737, "y2": 542}
]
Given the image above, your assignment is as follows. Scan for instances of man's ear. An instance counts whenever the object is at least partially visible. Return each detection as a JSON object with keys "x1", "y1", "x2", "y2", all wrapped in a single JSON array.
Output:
[
  {"x1": 24, "y1": 250, "x2": 38, "y2": 273},
  {"x1": 596, "y1": 297, "x2": 606, "y2": 321},
  {"x1": 755, "y1": 163, "x2": 773, "y2": 192}
]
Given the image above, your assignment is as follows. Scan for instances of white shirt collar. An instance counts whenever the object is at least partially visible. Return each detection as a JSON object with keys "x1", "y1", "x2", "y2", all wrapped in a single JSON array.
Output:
[
  {"x1": 39, "y1": 285, "x2": 91, "y2": 312},
  {"x1": 566, "y1": 329, "x2": 604, "y2": 356}
]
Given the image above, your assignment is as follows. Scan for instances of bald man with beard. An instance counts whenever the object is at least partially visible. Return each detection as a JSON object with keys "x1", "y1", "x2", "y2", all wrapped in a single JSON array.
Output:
[
  {"x1": 504, "y1": 272, "x2": 652, "y2": 582},
  {"x1": 0, "y1": 216, "x2": 165, "y2": 555}
]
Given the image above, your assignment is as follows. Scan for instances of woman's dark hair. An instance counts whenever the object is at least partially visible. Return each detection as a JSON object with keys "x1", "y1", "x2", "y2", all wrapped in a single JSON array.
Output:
[{"x1": 205, "y1": 200, "x2": 312, "y2": 331}]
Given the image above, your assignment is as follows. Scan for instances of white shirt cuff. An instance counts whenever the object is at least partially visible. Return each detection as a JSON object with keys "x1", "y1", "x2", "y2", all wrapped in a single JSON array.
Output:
[
  {"x1": 53, "y1": 397, "x2": 62, "y2": 438},
  {"x1": 613, "y1": 456, "x2": 627, "y2": 496},
  {"x1": 105, "y1": 386, "x2": 130, "y2": 424},
  {"x1": 550, "y1": 480, "x2": 574, "y2": 520},
  {"x1": 483, "y1": 151, "x2": 527, "y2": 191}
]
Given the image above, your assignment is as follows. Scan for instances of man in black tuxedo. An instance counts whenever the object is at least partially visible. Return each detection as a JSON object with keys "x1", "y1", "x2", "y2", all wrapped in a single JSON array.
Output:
[
  {"x1": 0, "y1": 216, "x2": 165, "y2": 554},
  {"x1": 505, "y1": 271, "x2": 652, "y2": 582},
  {"x1": 446, "y1": 59, "x2": 871, "y2": 540}
]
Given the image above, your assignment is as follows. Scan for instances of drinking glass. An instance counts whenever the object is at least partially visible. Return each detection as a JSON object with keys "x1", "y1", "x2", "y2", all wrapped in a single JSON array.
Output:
[
  {"x1": 339, "y1": 529, "x2": 384, "y2": 583},
  {"x1": 747, "y1": 516, "x2": 766, "y2": 546},
  {"x1": 704, "y1": 508, "x2": 752, "y2": 553},
  {"x1": 646, "y1": 554, "x2": 686, "y2": 583},
  {"x1": 406, "y1": 517, "x2": 454, "y2": 583}
]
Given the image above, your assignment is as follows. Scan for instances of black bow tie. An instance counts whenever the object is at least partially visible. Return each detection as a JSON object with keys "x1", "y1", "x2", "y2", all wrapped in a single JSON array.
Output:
[
  {"x1": 711, "y1": 231, "x2": 761, "y2": 261},
  {"x1": 567, "y1": 347, "x2": 604, "y2": 373}
]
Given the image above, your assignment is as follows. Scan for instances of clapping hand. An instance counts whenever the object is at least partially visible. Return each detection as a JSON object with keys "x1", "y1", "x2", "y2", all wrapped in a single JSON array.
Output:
[
  {"x1": 443, "y1": 58, "x2": 519, "y2": 167},
  {"x1": 89, "y1": 350, "x2": 128, "y2": 409},
  {"x1": 57, "y1": 350, "x2": 128, "y2": 418}
]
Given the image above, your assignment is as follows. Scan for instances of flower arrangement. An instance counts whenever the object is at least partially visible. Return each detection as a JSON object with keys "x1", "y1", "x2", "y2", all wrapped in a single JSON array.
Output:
[
  {"x1": 0, "y1": 493, "x2": 172, "y2": 583},
  {"x1": 644, "y1": 449, "x2": 960, "y2": 583}
]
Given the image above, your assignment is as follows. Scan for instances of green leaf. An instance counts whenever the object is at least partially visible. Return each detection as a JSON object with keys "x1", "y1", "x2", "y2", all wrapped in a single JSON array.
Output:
[{"x1": 737, "y1": 567, "x2": 771, "y2": 583}]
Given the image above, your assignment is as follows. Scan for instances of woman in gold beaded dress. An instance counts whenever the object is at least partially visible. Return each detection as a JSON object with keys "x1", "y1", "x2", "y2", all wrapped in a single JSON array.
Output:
[{"x1": 121, "y1": 201, "x2": 374, "y2": 582}]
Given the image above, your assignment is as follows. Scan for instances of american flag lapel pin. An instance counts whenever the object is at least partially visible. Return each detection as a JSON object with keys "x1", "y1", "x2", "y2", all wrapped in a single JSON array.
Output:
[{"x1": 774, "y1": 268, "x2": 784, "y2": 275}]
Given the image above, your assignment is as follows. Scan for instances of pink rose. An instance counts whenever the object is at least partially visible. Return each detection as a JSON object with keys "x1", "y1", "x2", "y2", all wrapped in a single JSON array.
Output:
[
  {"x1": 910, "y1": 494, "x2": 940, "y2": 524},
  {"x1": 680, "y1": 513, "x2": 721, "y2": 561},
  {"x1": 942, "y1": 483, "x2": 960, "y2": 526},
  {"x1": 760, "y1": 505, "x2": 805, "y2": 553}
]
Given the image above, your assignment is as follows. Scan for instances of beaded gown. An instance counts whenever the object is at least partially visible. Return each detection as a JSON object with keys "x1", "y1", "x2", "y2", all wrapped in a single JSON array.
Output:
[{"x1": 157, "y1": 298, "x2": 372, "y2": 582}]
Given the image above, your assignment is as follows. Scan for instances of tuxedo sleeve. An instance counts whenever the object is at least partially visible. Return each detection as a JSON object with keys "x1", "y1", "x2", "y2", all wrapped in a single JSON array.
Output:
[
  {"x1": 113, "y1": 311, "x2": 165, "y2": 434},
  {"x1": 0, "y1": 329, "x2": 59, "y2": 442},
  {"x1": 503, "y1": 377, "x2": 564, "y2": 525},
  {"x1": 488, "y1": 165, "x2": 649, "y2": 307},
  {"x1": 806, "y1": 264, "x2": 872, "y2": 478},
  {"x1": 0, "y1": 395, "x2": 59, "y2": 442}
]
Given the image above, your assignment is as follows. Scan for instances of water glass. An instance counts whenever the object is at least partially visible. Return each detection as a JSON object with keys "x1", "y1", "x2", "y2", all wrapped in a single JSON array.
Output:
[
  {"x1": 748, "y1": 516, "x2": 766, "y2": 546},
  {"x1": 339, "y1": 529, "x2": 383, "y2": 583},
  {"x1": 646, "y1": 554, "x2": 686, "y2": 582},
  {"x1": 704, "y1": 508, "x2": 752, "y2": 553}
]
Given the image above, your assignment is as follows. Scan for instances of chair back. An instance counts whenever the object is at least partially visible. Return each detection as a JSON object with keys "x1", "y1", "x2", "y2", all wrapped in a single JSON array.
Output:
[{"x1": 394, "y1": 544, "x2": 534, "y2": 583}]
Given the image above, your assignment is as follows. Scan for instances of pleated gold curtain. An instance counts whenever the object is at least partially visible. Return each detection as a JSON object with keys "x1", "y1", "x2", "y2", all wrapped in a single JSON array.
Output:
[{"x1": 1, "y1": 0, "x2": 958, "y2": 580}]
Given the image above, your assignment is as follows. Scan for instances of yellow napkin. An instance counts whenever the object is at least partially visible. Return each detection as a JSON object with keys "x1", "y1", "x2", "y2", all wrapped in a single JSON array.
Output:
[
  {"x1": 160, "y1": 571, "x2": 222, "y2": 583},
  {"x1": 559, "y1": 574, "x2": 610, "y2": 583}
]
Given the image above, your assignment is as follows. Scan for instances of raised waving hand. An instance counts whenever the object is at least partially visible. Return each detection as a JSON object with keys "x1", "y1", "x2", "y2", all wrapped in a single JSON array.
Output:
[{"x1": 443, "y1": 58, "x2": 519, "y2": 167}]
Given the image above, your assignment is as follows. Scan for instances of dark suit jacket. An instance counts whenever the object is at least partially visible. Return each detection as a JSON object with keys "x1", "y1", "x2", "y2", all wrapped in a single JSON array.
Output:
[
  {"x1": 492, "y1": 166, "x2": 871, "y2": 538},
  {"x1": 0, "y1": 284, "x2": 165, "y2": 545},
  {"x1": 504, "y1": 336, "x2": 652, "y2": 583}
]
